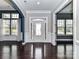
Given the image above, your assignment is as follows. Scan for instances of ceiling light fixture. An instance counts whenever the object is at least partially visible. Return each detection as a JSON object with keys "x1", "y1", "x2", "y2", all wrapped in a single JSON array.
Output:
[{"x1": 37, "y1": 1, "x2": 40, "y2": 5}]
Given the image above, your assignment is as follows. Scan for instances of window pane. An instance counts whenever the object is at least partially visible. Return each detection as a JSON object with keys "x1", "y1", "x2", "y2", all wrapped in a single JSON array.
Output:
[
  {"x1": 36, "y1": 23, "x2": 41, "y2": 36},
  {"x1": 66, "y1": 27, "x2": 72, "y2": 35},
  {"x1": 57, "y1": 20, "x2": 65, "y2": 35},
  {"x1": 3, "y1": 20, "x2": 10, "y2": 35},
  {"x1": 57, "y1": 20, "x2": 65, "y2": 27},
  {"x1": 57, "y1": 27, "x2": 65, "y2": 35},
  {"x1": 2, "y1": 13, "x2": 10, "y2": 18},
  {"x1": 12, "y1": 14, "x2": 19, "y2": 18},
  {"x1": 66, "y1": 20, "x2": 72, "y2": 27},
  {"x1": 66, "y1": 20, "x2": 73, "y2": 35},
  {"x1": 11, "y1": 20, "x2": 18, "y2": 35}
]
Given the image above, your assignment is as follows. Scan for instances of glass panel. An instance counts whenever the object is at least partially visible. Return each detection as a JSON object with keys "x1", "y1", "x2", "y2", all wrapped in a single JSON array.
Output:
[
  {"x1": 66, "y1": 20, "x2": 73, "y2": 35},
  {"x1": 11, "y1": 20, "x2": 18, "y2": 35},
  {"x1": 66, "y1": 20, "x2": 72, "y2": 27},
  {"x1": 12, "y1": 14, "x2": 19, "y2": 18},
  {"x1": 36, "y1": 23, "x2": 41, "y2": 36},
  {"x1": 57, "y1": 20, "x2": 65, "y2": 35},
  {"x1": 66, "y1": 27, "x2": 72, "y2": 35},
  {"x1": 2, "y1": 13, "x2": 10, "y2": 18},
  {"x1": 57, "y1": 20, "x2": 65, "y2": 27},
  {"x1": 57, "y1": 27, "x2": 65, "y2": 35},
  {"x1": 3, "y1": 20, "x2": 10, "y2": 35}
]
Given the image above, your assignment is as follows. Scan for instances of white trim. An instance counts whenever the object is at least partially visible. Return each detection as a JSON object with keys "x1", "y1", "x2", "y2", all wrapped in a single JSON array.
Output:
[
  {"x1": 26, "y1": 10, "x2": 51, "y2": 14},
  {"x1": 22, "y1": 42, "x2": 51, "y2": 45},
  {"x1": 31, "y1": 19, "x2": 45, "y2": 21},
  {"x1": 56, "y1": 39, "x2": 73, "y2": 41},
  {"x1": 73, "y1": 0, "x2": 77, "y2": 59},
  {"x1": 52, "y1": 14, "x2": 56, "y2": 46},
  {"x1": 29, "y1": 17, "x2": 48, "y2": 23}
]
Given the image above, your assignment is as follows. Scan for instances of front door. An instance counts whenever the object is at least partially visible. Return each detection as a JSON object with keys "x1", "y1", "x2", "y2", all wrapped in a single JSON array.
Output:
[{"x1": 31, "y1": 19, "x2": 46, "y2": 40}]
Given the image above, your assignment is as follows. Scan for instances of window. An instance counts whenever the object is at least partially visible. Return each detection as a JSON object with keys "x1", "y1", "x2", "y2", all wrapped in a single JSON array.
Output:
[
  {"x1": 2, "y1": 13, "x2": 19, "y2": 35},
  {"x1": 57, "y1": 19, "x2": 73, "y2": 35}
]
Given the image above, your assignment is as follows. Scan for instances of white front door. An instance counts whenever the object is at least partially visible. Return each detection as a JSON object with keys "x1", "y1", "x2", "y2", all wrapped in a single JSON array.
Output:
[{"x1": 31, "y1": 20, "x2": 46, "y2": 40}]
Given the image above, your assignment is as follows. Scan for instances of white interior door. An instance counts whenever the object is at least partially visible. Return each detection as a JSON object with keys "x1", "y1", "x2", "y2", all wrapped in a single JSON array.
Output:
[{"x1": 31, "y1": 19, "x2": 46, "y2": 40}]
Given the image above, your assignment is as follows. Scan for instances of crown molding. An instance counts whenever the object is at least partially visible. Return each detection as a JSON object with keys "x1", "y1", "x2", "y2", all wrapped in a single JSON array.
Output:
[{"x1": 26, "y1": 10, "x2": 51, "y2": 14}]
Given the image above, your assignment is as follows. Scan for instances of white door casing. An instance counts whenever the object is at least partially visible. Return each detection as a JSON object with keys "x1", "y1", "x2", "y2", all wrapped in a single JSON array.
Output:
[
  {"x1": 29, "y1": 17, "x2": 49, "y2": 42},
  {"x1": 31, "y1": 20, "x2": 46, "y2": 40}
]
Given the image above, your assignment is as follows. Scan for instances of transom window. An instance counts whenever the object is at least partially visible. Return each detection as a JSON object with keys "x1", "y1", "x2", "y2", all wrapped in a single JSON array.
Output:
[{"x1": 2, "y1": 13, "x2": 19, "y2": 35}]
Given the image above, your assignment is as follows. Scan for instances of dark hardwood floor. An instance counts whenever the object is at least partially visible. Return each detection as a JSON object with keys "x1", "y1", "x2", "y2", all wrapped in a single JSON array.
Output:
[{"x1": 0, "y1": 43, "x2": 73, "y2": 59}]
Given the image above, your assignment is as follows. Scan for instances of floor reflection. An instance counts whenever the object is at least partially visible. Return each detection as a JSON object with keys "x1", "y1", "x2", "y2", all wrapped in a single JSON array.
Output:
[
  {"x1": 31, "y1": 44, "x2": 33, "y2": 58},
  {"x1": 35, "y1": 48, "x2": 42, "y2": 59},
  {"x1": 2, "y1": 46, "x2": 10, "y2": 59},
  {"x1": 2, "y1": 45, "x2": 18, "y2": 59},
  {"x1": 0, "y1": 43, "x2": 73, "y2": 59},
  {"x1": 57, "y1": 44, "x2": 73, "y2": 59}
]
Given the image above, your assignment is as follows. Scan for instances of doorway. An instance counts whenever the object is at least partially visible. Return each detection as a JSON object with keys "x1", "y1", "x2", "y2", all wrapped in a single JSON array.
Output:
[
  {"x1": 31, "y1": 19, "x2": 46, "y2": 40},
  {"x1": 29, "y1": 17, "x2": 48, "y2": 42}
]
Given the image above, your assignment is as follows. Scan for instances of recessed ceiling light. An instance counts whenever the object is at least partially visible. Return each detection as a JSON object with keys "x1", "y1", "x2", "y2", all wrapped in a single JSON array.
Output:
[{"x1": 37, "y1": 1, "x2": 40, "y2": 5}]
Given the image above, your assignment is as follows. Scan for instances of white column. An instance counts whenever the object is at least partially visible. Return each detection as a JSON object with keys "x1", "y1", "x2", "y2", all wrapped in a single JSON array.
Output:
[{"x1": 73, "y1": 0, "x2": 79, "y2": 59}]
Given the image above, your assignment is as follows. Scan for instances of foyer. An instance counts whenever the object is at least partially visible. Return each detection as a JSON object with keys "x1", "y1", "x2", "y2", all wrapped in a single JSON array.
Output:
[{"x1": 0, "y1": 0, "x2": 79, "y2": 59}]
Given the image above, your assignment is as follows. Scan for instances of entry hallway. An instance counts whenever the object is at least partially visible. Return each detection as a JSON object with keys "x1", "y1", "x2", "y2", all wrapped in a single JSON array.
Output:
[{"x1": 0, "y1": 43, "x2": 73, "y2": 59}]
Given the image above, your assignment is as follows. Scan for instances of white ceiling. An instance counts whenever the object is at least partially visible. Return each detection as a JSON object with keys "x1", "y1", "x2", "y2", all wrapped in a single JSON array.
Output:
[
  {"x1": 0, "y1": 0, "x2": 15, "y2": 10},
  {"x1": 0, "y1": 0, "x2": 72, "y2": 13},
  {"x1": 25, "y1": 0, "x2": 66, "y2": 11}
]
